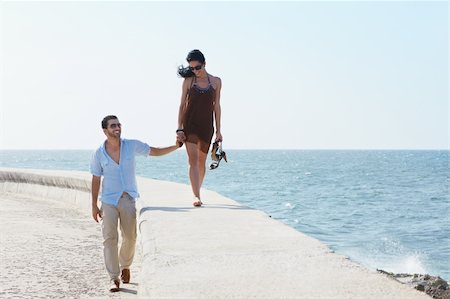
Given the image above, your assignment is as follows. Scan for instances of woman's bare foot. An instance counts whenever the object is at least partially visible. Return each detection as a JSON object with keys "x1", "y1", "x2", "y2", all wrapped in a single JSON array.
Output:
[{"x1": 193, "y1": 197, "x2": 203, "y2": 207}]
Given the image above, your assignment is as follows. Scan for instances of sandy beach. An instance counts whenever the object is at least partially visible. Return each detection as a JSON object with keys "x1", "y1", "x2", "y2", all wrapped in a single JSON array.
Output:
[{"x1": 0, "y1": 192, "x2": 141, "y2": 299}]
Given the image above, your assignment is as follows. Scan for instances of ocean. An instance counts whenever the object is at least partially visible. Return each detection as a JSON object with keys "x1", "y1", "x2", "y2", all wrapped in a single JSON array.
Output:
[{"x1": 1, "y1": 149, "x2": 449, "y2": 279}]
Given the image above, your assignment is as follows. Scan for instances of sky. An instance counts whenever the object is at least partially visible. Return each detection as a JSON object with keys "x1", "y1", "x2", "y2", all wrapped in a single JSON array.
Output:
[{"x1": 0, "y1": 1, "x2": 448, "y2": 150}]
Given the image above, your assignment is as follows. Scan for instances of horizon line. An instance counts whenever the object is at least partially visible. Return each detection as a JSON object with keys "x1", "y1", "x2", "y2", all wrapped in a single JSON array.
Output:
[{"x1": 0, "y1": 148, "x2": 449, "y2": 151}]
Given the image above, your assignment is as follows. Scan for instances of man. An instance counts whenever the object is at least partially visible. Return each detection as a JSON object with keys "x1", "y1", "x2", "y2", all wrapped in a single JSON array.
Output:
[{"x1": 90, "y1": 115, "x2": 181, "y2": 292}]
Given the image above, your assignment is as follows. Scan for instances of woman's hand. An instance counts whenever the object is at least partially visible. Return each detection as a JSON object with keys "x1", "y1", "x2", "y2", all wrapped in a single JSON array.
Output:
[
  {"x1": 176, "y1": 131, "x2": 186, "y2": 143},
  {"x1": 176, "y1": 128, "x2": 186, "y2": 143},
  {"x1": 215, "y1": 131, "x2": 223, "y2": 142}
]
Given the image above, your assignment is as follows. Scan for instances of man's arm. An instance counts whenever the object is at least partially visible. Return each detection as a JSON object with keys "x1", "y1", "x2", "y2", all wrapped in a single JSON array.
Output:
[
  {"x1": 149, "y1": 144, "x2": 180, "y2": 156},
  {"x1": 91, "y1": 175, "x2": 102, "y2": 223}
]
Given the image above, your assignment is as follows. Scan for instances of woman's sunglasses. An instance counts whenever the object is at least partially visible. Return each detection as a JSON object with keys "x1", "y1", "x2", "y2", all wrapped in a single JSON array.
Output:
[{"x1": 189, "y1": 65, "x2": 203, "y2": 71}]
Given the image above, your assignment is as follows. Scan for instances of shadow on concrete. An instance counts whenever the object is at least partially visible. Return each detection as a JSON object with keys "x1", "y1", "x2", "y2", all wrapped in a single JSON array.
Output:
[
  {"x1": 139, "y1": 203, "x2": 254, "y2": 216},
  {"x1": 140, "y1": 206, "x2": 192, "y2": 216},
  {"x1": 204, "y1": 204, "x2": 254, "y2": 210},
  {"x1": 119, "y1": 287, "x2": 138, "y2": 295}
]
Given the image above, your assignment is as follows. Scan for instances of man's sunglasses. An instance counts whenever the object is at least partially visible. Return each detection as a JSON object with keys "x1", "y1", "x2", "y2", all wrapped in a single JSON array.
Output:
[
  {"x1": 109, "y1": 123, "x2": 121, "y2": 129},
  {"x1": 189, "y1": 65, "x2": 203, "y2": 71}
]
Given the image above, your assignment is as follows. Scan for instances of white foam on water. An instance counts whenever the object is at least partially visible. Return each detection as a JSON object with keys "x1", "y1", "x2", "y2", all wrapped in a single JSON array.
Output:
[
  {"x1": 345, "y1": 252, "x2": 429, "y2": 275},
  {"x1": 285, "y1": 202, "x2": 296, "y2": 209},
  {"x1": 387, "y1": 255, "x2": 429, "y2": 275},
  {"x1": 341, "y1": 237, "x2": 430, "y2": 275}
]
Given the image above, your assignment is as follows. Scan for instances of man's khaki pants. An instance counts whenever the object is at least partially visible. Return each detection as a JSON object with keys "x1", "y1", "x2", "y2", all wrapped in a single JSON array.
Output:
[{"x1": 101, "y1": 193, "x2": 137, "y2": 280}]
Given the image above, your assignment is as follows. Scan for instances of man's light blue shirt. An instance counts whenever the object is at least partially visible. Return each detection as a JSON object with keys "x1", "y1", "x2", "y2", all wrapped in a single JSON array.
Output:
[{"x1": 90, "y1": 139, "x2": 151, "y2": 206}]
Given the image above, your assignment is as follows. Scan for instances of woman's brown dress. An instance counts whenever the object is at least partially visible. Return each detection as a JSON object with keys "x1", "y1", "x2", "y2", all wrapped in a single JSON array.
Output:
[{"x1": 183, "y1": 75, "x2": 215, "y2": 153}]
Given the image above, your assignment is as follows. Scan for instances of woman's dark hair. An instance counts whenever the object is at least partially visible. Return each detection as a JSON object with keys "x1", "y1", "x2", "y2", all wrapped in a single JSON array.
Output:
[
  {"x1": 102, "y1": 115, "x2": 118, "y2": 129},
  {"x1": 177, "y1": 49, "x2": 206, "y2": 78}
]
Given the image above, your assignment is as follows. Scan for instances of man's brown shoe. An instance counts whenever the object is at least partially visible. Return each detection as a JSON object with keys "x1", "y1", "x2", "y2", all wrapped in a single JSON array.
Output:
[
  {"x1": 110, "y1": 279, "x2": 120, "y2": 292},
  {"x1": 121, "y1": 269, "x2": 130, "y2": 283}
]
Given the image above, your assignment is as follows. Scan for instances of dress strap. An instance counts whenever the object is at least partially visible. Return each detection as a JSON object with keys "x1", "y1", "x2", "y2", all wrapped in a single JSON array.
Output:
[{"x1": 189, "y1": 76, "x2": 195, "y2": 90}]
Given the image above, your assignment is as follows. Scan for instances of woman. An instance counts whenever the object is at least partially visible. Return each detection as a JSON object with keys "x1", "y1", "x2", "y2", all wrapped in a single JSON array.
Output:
[{"x1": 176, "y1": 49, "x2": 223, "y2": 207}]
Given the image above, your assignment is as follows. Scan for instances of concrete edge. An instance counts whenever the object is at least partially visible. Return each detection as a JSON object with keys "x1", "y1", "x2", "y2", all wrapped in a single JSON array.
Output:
[{"x1": 0, "y1": 168, "x2": 93, "y2": 212}]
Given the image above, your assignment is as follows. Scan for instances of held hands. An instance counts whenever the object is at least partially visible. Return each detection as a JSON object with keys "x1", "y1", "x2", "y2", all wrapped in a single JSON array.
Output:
[
  {"x1": 92, "y1": 205, "x2": 102, "y2": 223},
  {"x1": 176, "y1": 139, "x2": 184, "y2": 148},
  {"x1": 176, "y1": 129, "x2": 186, "y2": 146},
  {"x1": 176, "y1": 132, "x2": 186, "y2": 142}
]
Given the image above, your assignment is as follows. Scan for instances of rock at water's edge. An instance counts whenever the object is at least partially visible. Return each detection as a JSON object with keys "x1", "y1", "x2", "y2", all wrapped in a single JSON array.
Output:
[{"x1": 377, "y1": 269, "x2": 450, "y2": 299}]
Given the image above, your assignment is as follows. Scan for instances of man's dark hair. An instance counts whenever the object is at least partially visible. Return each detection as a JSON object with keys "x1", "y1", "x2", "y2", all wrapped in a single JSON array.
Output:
[{"x1": 102, "y1": 115, "x2": 118, "y2": 129}]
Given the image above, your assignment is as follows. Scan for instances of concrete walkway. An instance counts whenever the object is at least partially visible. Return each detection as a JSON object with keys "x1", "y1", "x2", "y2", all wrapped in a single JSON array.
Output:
[
  {"x1": 136, "y1": 178, "x2": 429, "y2": 299},
  {"x1": 0, "y1": 168, "x2": 430, "y2": 298}
]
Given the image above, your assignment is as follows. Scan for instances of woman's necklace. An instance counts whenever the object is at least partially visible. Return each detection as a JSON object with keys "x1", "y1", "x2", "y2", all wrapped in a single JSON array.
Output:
[{"x1": 195, "y1": 73, "x2": 210, "y2": 93}]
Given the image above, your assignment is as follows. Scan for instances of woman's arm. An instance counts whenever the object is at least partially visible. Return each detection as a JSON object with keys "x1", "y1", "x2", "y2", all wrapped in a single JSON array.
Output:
[
  {"x1": 178, "y1": 78, "x2": 191, "y2": 129},
  {"x1": 177, "y1": 78, "x2": 191, "y2": 142},
  {"x1": 214, "y1": 77, "x2": 223, "y2": 141}
]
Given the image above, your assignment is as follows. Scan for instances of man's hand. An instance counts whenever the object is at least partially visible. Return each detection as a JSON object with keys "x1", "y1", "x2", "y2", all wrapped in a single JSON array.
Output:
[
  {"x1": 176, "y1": 137, "x2": 184, "y2": 148},
  {"x1": 92, "y1": 205, "x2": 102, "y2": 223}
]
